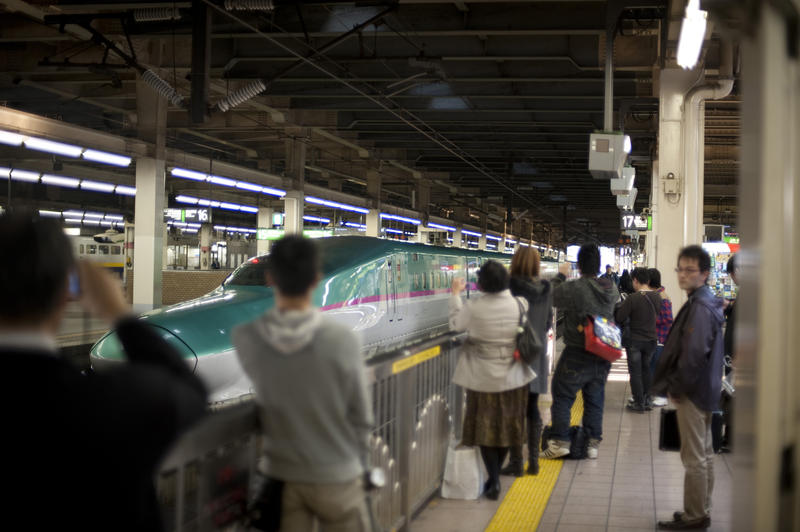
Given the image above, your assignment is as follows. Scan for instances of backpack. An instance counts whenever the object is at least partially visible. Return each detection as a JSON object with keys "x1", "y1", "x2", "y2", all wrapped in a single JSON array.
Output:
[{"x1": 541, "y1": 425, "x2": 590, "y2": 459}]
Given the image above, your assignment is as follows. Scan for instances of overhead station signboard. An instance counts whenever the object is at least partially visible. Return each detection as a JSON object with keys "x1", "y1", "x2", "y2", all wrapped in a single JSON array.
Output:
[
  {"x1": 620, "y1": 212, "x2": 651, "y2": 231},
  {"x1": 165, "y1": 208, "x2": 211, "y2": 224}
]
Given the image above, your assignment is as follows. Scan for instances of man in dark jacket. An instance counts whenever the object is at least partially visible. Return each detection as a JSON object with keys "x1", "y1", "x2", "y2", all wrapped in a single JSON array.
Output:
[
  {"x1": 542, "y1": 244, "x2": 617, "y2": 460},
  {"x1": 615, "y1": 267, "x2": 660, "y2": 412},
  {"x1": 0, "y1": 213, "x2": 207, "y2": 532},
  {"x1": 652, "y1": 245, "x2": 724, "y2": 530}
]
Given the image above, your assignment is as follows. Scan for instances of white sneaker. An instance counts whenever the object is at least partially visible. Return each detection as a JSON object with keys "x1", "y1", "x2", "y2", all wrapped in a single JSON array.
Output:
[
  {"x1": 542, "y1": 439, "x2": 570, "y2": 459},
  {"x1": 586, "y1": 439, "x2": 600, "y2": 459},
  {"x1": 652, "y1": 396, "x2": 668, "y2": 407}
]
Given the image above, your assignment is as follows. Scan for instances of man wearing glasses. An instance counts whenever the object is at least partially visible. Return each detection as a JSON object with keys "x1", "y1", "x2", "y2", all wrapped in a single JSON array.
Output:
[{"x1": 652, "y1": 245, "x2": 725, "y2": 530}]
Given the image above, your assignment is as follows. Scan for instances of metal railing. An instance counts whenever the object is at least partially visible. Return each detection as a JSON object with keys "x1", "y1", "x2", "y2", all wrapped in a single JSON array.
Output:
[{"x1": 156, "y1": 332, "x2": 466, "y2": 532}]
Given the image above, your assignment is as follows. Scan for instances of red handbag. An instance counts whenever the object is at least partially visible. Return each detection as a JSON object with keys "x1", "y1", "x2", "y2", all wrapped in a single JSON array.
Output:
[{"x1": 582, "y1": 315, "x2": 623, "y2": 362}]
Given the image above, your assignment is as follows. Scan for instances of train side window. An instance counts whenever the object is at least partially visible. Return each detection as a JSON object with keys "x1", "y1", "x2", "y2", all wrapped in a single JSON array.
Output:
[
  {"x1": 98, "y1": 245, "x2": 109, "y2": 255},
  {"x1": 111, "y1": 245, "x2": 121, "y2": 255},
  {"x1": 87, "y1": 245, "x2": 96, "y2": 255}
]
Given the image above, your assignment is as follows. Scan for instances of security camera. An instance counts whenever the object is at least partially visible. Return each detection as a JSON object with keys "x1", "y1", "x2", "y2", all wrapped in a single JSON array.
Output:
[
  {"x1": 641, "y1": 207, "x2": 652, "y2": 216},
  {"x1": 93, "y1": 229, "x2": 125, "y2": 244}
]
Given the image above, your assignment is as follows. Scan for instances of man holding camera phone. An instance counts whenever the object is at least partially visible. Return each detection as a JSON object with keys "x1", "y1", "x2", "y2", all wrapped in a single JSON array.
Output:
[{"x1": 0, "y1": 213, "x2": 207, "y2": 531}]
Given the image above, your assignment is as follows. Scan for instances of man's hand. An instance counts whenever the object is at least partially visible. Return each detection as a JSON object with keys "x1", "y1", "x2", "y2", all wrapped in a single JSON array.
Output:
[
  {"x1": 558, "y1": 262, "x2": 571, "y2": 277},
  {"x1": 78, "y1": 261, "x2": 131, "y2": 324},
  {"x1": 451, "y1": 277, "x2": 466, "y2": 295}
]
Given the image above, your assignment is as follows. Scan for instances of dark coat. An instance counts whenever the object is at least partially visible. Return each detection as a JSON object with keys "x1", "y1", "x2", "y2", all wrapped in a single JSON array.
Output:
[
  {"x1": 1, "y1": 318, "x2": 207, "y2": 532},
  {"x1": 651, "y1": 285, "x2": 725, "y2": 412},
  {"x1": 551, "y1": 274, "x2": 618, "y2": 349},
  {"x1": 510, "y1": 276, "x2": 553, "y2": 394}
]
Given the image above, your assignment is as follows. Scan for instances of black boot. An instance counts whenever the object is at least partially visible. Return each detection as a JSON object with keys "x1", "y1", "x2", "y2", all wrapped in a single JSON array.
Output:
[
  {"x1": 480, "y1": 446, "x2": 502, "y2": 500},
  {"x1": 500, "y1": 445, "x2": 523, "y2": 477},
  {"x1": 527, "y1": 422, "x2": 542, "y2": 475}
]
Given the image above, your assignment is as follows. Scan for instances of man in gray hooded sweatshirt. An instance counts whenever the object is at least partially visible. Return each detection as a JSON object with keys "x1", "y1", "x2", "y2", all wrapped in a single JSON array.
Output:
[{"x1": 233, "y1": 236, "x2": 374, "y2": 532}]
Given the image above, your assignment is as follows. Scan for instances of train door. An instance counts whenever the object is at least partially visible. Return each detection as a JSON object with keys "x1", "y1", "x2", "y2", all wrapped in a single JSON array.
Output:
[{"x1": 391, "y1": 253, "x2": 408, "y2": 323}]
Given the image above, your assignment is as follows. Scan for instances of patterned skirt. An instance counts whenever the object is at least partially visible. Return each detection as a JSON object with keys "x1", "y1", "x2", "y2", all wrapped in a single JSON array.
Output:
[{"x1": 460, "y1": 386, "x2": 528, "y2": 447}]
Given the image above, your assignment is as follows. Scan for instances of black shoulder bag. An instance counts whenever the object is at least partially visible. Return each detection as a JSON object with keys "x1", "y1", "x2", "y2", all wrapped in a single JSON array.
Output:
[{"x1": 514, "y1": 297, "x2": 544, "y2": 365}]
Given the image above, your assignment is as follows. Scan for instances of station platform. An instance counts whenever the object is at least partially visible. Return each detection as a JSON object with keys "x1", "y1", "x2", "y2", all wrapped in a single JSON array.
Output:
[{"x1": 411, "y1": 358, "x2": 734, "y2": 532}]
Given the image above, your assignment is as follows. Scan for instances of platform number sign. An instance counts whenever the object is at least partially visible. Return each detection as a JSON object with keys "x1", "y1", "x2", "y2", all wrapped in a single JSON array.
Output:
[{"x1": 620, "y1": 213, "x2": 650, "y2": 231}]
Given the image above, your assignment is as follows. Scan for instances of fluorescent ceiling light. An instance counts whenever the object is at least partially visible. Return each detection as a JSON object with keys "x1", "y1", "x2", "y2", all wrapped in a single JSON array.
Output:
[
  {"x1": 42, "y1": 174, "x2": 80, "y2": 188},
  {"x1": 171, "y1": 167, "x2": 208, "y2": 181},
  {"x1": 519, "y1": 242, "x2": 530, "y2": 247},
  {"x1": 305, "y1": 196, "x2": 369, "y2": 214},
  {"x1": 0, "y1": 130, "x2": 25, "y2": 146},
  {"x1": 115, "y1": 185, "x2": 136, "y2": 196},
  {"x1": 239, "y1": 206, "x2": 259, "y2": 213},
  {"x1": 380, "y1": 213, "x2": 421, "y2": 225},
  {"x1": 462, "y1": 230, "x2": 482, "y2": 237},
  {"x1": 262, "y1": 186, "x2": 286, "y2": 197},
  {"x1": 344, "y1": 222, "x2": 366, "y2": 229},
  {"x1": 506, "y1": 239, "x2": 517, "y2": 245},
  {"x1": 81, "y1": 180, "x2": 116, "y2": 193},
  {"x1": 105, "y1": 214, "x2": 124, "y2": 221},
  {"x1": 219, "y1": 202, "x2": 241, "y2": 211},
  {"x1": 485, "y1": 234, "x2": 502, "y2": 241},
  {"x1": 24, "y1": 137, "x2": 83, "y2": 158},
  {"x1": 427, "y1": 223, "x2": 455, "y2": 232},
  {"x1": 63, "y1": 218, "x2": 83, "y2": 225},
  {"x1": 175, "y1": 195, "x2": 199, "y2": 204},
  {"x1": 0, "y1": 167, "x2": 10, "y2": 178},
  {"x1": 208, "y1": 175, "x2": 238, "y2": 187},
  {"x1": 384, "y1": 228, "x2": 403, "y2": 234},
  {"x1": 235, "y1": 182, "x2": 265, "y2": 192},
  {"x1": 303, "y1": 215, "x2": 330, "y2": 223},
  {"x1": 38, "y1": 210, "x2": 61, "y2": 218},
  {"x1": 82, "y1": 149, "x2": 132, "y2": 167},
  {"x1": 63, "y1": 227, "x2": 81, "y2": 236},
  {"x1": 677, "y1": 0, "x2": 707, "y2": 70},
  {"x1": 10, "y1": 169, "x2": 41, "y2": 182},
  {"x1": 623, "y1": 135, "x2": 632, "y2": 154},
  {"x1": 82, "y1": 212, "x2": 105, "y2": 219}
]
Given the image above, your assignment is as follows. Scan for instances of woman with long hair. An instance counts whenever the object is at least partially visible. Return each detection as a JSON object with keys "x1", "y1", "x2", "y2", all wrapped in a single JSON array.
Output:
[
  {"x1": 500, "y1": 247, "x2": 553, "y2": 476},
  {"x1": 449, "y1": 260, "x2": 535, "y2": 499}
]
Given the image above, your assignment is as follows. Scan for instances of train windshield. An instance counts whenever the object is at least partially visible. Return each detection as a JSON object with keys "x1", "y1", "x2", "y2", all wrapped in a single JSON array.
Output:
[{"x1": 223, "y1": 258, "x2": 269, "y2": 287}]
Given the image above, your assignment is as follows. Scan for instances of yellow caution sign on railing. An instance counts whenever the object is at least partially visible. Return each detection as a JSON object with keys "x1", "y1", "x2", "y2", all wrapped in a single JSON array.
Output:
[{"x1": 391, "y1": 345, "x2": 442, "y2": 374}]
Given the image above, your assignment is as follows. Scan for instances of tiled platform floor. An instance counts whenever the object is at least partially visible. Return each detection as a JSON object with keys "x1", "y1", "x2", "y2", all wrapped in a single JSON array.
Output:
[{"x1": 412, "y1": 360, "x2": 733, "y2": 531}]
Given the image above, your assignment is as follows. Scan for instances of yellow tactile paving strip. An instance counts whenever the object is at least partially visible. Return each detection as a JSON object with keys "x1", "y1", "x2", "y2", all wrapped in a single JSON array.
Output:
[{"x1": 485, "y1": 392, "x2": 584, "y2": 531}]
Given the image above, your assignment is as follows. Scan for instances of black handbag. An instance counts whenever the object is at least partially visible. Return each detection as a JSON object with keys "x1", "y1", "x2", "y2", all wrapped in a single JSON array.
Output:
[
  {"x1": 659, "y1": 409, "x2": 681, "y2": 451},
  {"x1": 245, "y1": 475, "x2": 284, "y2": 532},
  {"x1": 513, "y1": 298, "x2": 543, "y2": 365}
]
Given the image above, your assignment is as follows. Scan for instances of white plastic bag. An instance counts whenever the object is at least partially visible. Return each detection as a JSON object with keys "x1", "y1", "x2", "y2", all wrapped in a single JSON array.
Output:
[{"x1": 440, "y1": 439, "x2": 486, "y2": 500}]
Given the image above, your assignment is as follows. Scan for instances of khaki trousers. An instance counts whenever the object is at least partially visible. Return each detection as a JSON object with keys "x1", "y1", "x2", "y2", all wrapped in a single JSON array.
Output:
[
  {"x1": 675, "y1": 398, "x2": 715, "y2": 521},
  {"x1": 280, "y1": 477, "x2": 372, "y2": 532}
]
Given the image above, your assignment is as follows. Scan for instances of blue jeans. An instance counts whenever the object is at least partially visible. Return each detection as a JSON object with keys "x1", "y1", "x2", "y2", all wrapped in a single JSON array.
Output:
[
  {"x1": 627, "y1": 339, "x2": 657, "y2": 405},
  {"x1": 550, "y1": 346, "x2": 611, "y2": 441},
  {"x1": 650, "y1": 344, "x2": 664, "y2": 377}
]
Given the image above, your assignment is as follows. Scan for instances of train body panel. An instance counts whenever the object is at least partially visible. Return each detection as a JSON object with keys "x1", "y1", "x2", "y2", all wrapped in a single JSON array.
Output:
[{"x1": 90, "y1": 236, "x2": 561, "y2": 402}]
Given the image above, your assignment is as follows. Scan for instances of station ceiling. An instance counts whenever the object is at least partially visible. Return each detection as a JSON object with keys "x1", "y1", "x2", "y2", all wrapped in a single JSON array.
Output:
[{"x1": 0, "y1": 0, "x2": 739, "y2": 245}]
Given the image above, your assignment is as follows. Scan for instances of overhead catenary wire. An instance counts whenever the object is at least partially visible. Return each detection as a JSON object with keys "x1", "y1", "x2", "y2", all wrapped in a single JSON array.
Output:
[{"x1": 200, "y1": 0, "x2": 597, "y2": 243}]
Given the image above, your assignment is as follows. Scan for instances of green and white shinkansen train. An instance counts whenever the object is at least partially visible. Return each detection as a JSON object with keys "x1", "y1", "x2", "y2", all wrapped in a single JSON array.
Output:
[{"x1": 90, "y1": 236, "x2": 562, "y2": 402}]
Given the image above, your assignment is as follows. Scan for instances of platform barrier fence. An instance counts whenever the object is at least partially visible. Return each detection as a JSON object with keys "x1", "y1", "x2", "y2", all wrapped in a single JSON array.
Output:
[{"x1": 155, "y1": 332, "x2": 467, "y2": 532}]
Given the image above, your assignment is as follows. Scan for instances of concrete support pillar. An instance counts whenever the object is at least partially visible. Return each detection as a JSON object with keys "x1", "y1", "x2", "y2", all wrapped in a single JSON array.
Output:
[
  {"x1": 732, "y1": 7, "x2": 800, "y2": 530},
  {"x1": 285, "y1": 127, "x2": 308, "y2": 191},
  {"x1": 500, "y1": 236, "x2": 507, "y2": 253},
  {"x1": 453, "y1": 226, "x2": 463, "y2": 248},
  {"x1": 415, "y1": 227, "x2": 427, "y2": 244},
  {"x1": 478, "y1": 213, "x2": 487, "y2": 251},
  {"x1": 478, "y1": 234, "x2": 486, "y2": 251},
  {"x1": 257, "y1": 207, "x2": 273, "y2": 255},
  {"x1": 199, "y1": 225, "x2": 211, "y2": 270},
  {"x1": 416, "y1": 180, "x2": 431, "y2": 217},
  {"x1": 133, "y1": 157, "x2": 166, "y2": 312},
  {"x1": 367, "y1": 169, "x2": 381, "y2": 209},
  {"x1": 366, "y1": 209, "x2": 380, "y2": 238},
  {"x1": 653, "y1": 68, "x2": 700, "y2": 305},
  {"x1": 283, "y1": 190, "x2": 304, "y2": 235}
]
